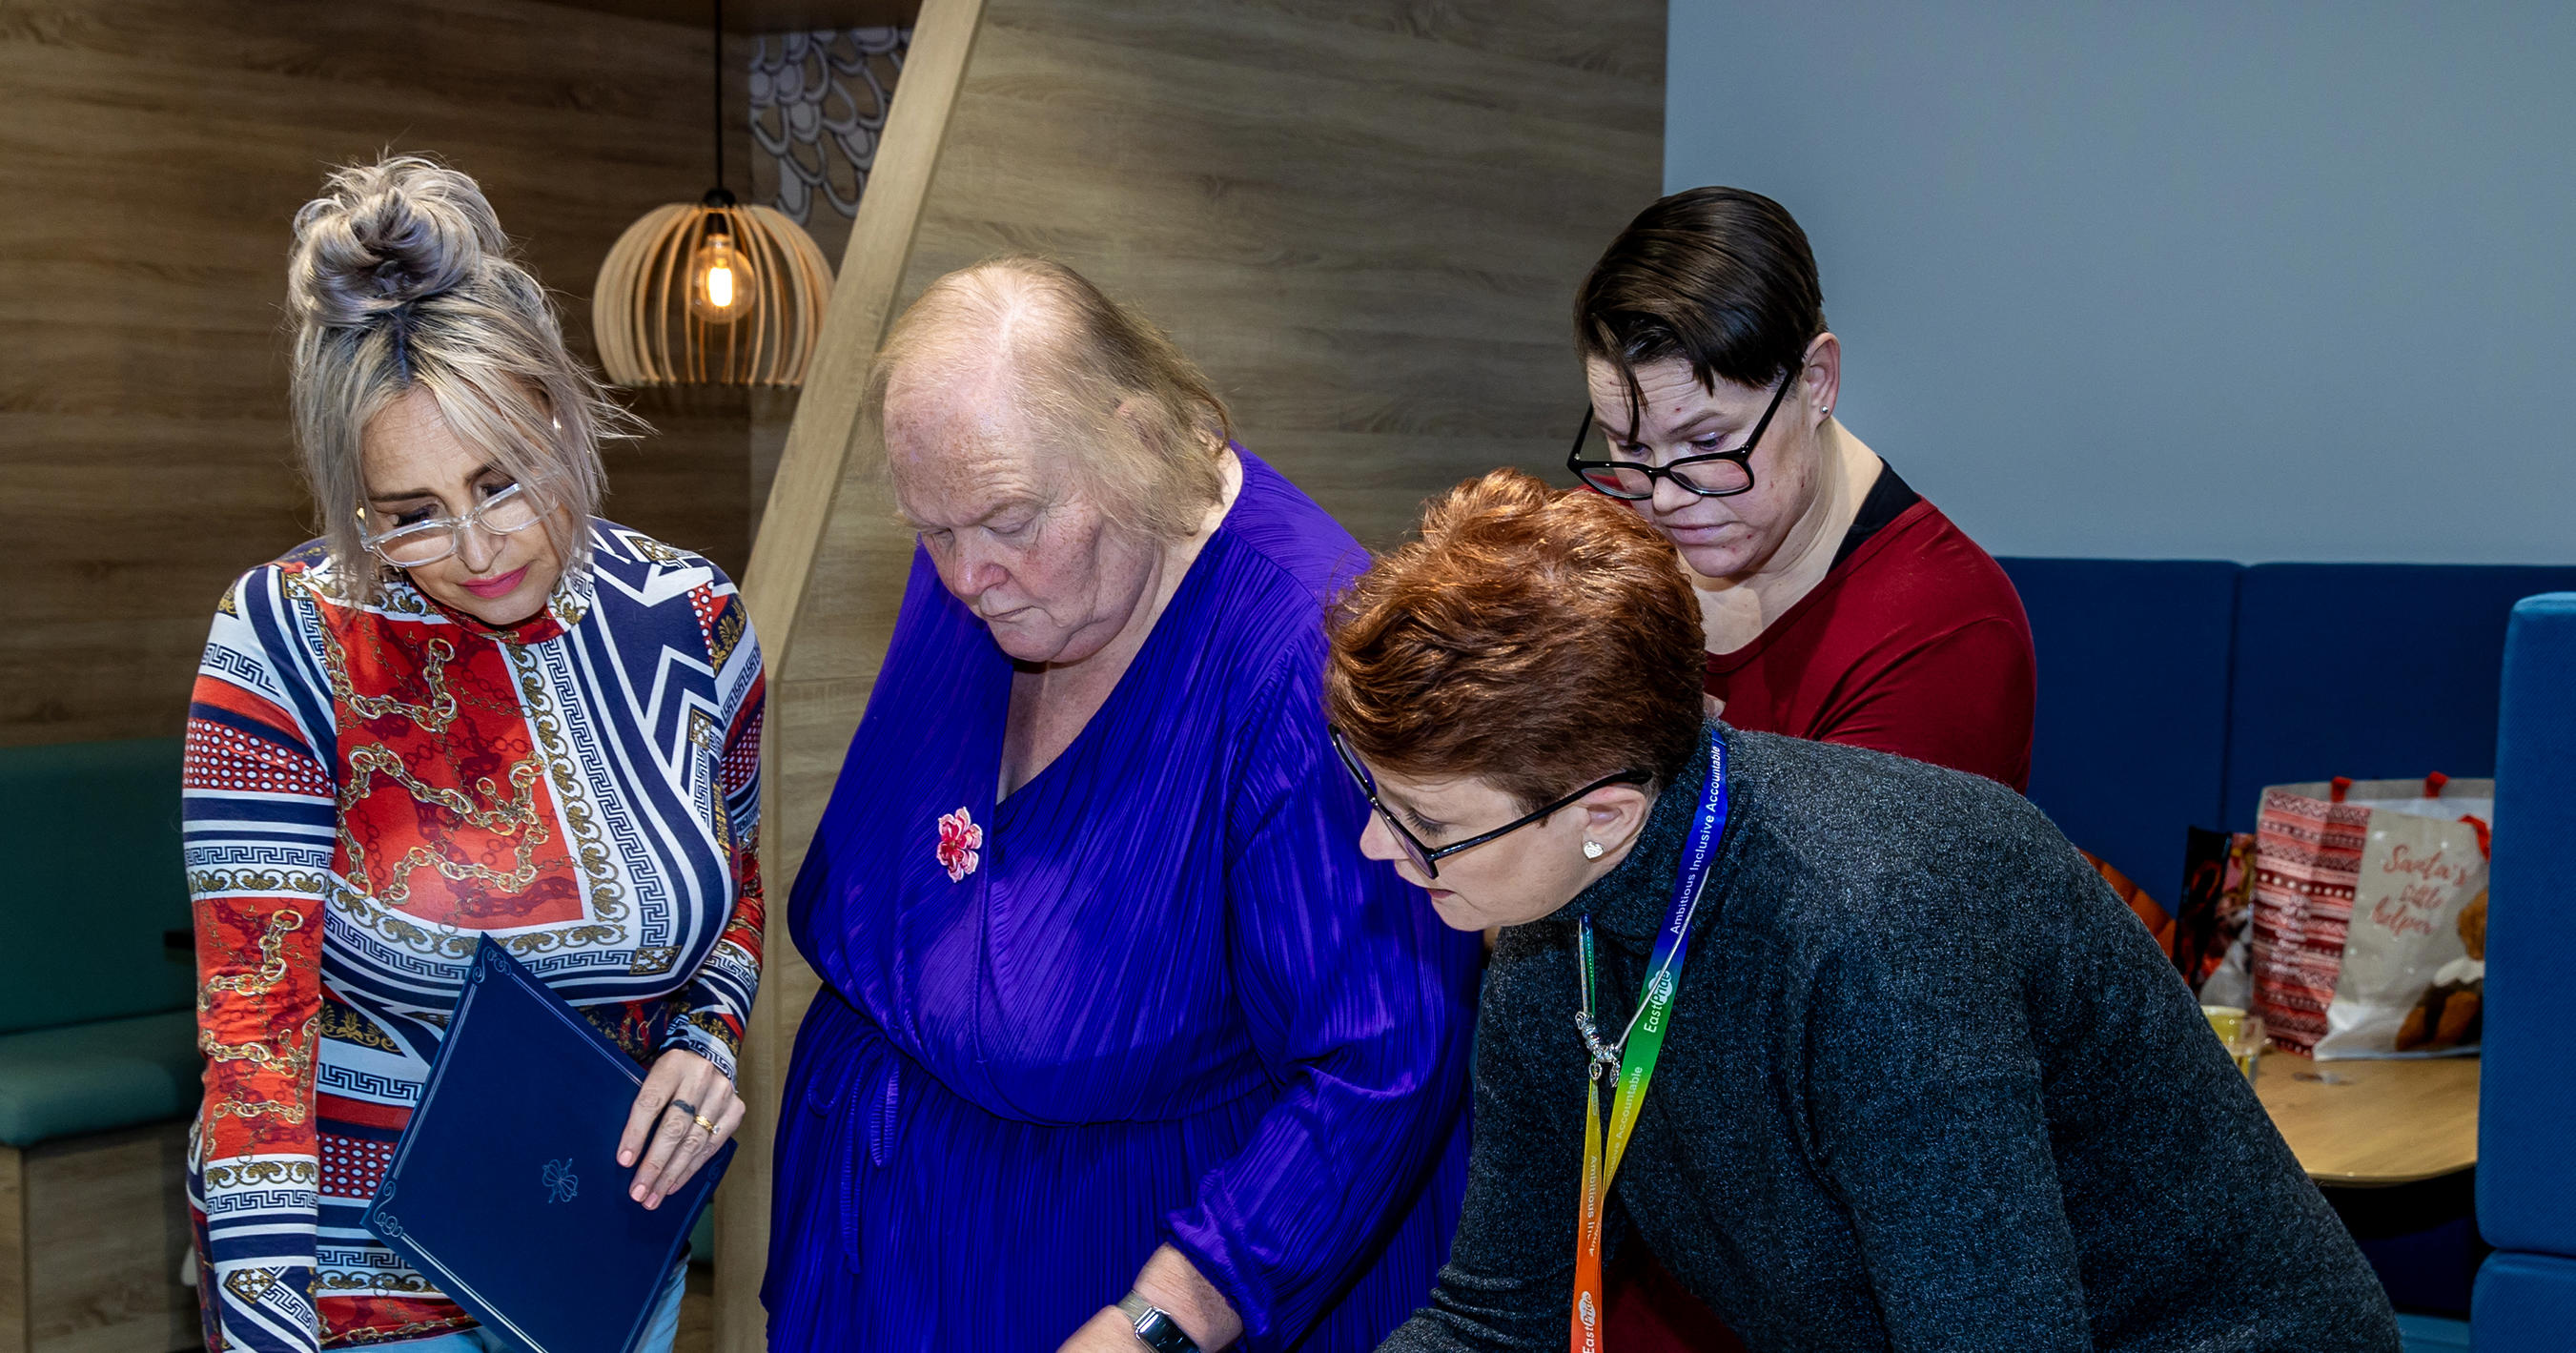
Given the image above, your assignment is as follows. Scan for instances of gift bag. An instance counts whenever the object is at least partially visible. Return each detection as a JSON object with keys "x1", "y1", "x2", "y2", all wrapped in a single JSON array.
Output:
[
  {"x1": 2173, "y1": 828, "x2": 2256, "y2": 1008},
  {"x1": 2248, "y1": 773, "x2": 2491, "y2": 1059}
]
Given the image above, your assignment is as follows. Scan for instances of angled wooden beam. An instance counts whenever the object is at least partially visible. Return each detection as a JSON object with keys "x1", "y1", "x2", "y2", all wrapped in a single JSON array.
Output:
[{"x1": 715, "y1": 0, "x2": 987, "y2": 1347}]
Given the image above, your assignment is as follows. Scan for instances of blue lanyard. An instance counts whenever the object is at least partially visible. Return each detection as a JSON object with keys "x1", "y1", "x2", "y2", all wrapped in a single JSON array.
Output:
[
  {"x1": 1576, "y1": 727, "x2": 1729, "y2": 1072},
  {"x1": 1570, "y1": 727, "x2": 1728, "y2": 1353}
]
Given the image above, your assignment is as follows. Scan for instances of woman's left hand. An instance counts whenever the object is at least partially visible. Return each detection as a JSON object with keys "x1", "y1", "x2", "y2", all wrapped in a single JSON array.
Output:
[{"x1": 618, "y1": 1048, "x2": 744, "y2": 1209}]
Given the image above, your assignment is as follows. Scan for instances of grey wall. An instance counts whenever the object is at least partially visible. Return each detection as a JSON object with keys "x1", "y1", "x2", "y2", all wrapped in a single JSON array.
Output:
[{"x1": 1665, "y1": 2, "x2": 2576, "y2": 563}]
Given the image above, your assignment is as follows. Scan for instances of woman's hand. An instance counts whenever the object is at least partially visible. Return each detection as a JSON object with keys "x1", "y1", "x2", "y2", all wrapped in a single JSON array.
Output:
[
  {"x1": 617, "y1": 1048, "x2": 743, "y2": 1209},
  {"x1": 1055, "y1": 1245, "x2": 1240, "y2": 1353}
]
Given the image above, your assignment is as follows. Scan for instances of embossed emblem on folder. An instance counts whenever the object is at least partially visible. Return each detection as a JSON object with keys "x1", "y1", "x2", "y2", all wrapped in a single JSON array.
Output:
[{"x1": 542, "y1": 1157, "x2": 580, "y2": 1203}]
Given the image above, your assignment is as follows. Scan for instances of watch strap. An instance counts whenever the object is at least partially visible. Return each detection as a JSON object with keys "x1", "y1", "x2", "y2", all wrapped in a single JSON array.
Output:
[{"x1": 1115, "y1": 1292, "x2": 1203, "y2": 1353}]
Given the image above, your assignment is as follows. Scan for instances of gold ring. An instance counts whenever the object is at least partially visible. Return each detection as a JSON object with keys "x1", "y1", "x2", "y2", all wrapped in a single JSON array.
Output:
[{"x1": 693, "y1": 1113, "x2": 719, "y2": 1135}]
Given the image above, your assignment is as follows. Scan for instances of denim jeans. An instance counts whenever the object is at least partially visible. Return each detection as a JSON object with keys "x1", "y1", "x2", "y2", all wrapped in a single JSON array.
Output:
[{"x1": 391, "y1": 1261, "x2": 689, "y2": 1352}]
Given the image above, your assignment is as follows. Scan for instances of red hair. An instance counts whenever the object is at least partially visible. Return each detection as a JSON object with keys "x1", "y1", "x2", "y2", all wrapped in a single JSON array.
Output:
[{"x1": 1325, "y1": 469, "x2": 1706, "y2": 809}]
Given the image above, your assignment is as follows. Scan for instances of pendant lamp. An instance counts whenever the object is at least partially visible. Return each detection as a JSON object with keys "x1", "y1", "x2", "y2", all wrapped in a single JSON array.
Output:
[{"x1": 594, "y1": 0, "x2": 834, "y2": 387}]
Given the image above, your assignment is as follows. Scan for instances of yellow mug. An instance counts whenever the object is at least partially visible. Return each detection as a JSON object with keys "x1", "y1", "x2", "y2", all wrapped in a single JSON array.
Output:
[{"x1": 2202, "y1": 1005, "x2": 2265, "y2": 1081}]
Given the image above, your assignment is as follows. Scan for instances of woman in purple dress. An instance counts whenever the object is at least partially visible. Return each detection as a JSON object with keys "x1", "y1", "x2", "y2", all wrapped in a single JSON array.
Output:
[{"x1": 764, "y1": 257, "x2": 1481, "y2": 1352}]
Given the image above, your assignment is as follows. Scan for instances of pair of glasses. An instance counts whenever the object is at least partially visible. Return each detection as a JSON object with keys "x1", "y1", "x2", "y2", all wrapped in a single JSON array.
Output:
[
  {"x1": 358, "y1": 482, "x2": 546, "y2": 567},
  {"x1": 1565, "y1": 364, "x2": 1799, "y2": 500},
  {"x1": 1329, "y1": 728, "x2": 1650, "y2": 881}
]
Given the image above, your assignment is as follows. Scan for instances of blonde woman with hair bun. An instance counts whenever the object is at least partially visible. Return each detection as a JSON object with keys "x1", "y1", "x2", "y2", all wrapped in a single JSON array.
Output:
[{"x1": 184, "y1": 154, "x2": 767, "y2": 1353}]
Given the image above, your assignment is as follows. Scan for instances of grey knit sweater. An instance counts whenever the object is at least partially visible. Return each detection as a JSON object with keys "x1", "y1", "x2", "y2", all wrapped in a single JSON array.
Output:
[{"x1": 1380, "y1": 727, "x2": 2398, "y2": 1352}]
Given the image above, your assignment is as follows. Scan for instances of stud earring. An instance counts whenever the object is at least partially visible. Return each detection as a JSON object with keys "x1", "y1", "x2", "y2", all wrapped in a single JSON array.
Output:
[{"x1": 1583, "y1": 840, "x2": 1605, "y2": 860}]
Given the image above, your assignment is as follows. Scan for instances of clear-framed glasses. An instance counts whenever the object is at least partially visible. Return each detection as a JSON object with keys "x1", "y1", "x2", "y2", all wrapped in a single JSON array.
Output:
[
  {"x1": 1565, "y1": 364, "x2": 1800, "y2": 501},
  {"x1": 359, "y1": 482, "x2": 546, "y2": 567},
  {"x1": 1329, "y1": 727, "x2": 1651, "y2": 881}
]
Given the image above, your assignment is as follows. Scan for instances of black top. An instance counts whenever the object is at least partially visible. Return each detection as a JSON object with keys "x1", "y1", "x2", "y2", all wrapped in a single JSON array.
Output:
[
  {"x1": 1380, "y1": 728, "x2": 2398, "y2": 1352},
  {"x1": 1828, "y1": 460, "x2": 1924, "y2": 572}
]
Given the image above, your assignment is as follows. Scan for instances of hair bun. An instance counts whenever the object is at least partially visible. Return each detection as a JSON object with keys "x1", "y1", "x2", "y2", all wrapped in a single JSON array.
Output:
[{"x1": 287, "y1": 154, "x2": 509, "y2": 328}]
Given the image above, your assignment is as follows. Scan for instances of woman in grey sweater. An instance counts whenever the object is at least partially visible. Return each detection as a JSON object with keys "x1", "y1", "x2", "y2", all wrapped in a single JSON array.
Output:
[{"x1": 1322, "y1": 469, "x2": 2398, "y2": 1352}]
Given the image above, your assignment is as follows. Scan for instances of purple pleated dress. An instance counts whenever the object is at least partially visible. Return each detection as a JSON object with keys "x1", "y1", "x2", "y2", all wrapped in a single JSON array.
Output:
[{"x1": 764, "y1": 450, "x2": 1480, "y2": 1351}]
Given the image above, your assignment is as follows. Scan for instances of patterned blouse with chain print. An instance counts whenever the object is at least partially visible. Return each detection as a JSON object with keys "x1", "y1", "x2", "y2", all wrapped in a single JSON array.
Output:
[{"x1": 183, "y1": 522, "x2": 765, "y2": 1352}]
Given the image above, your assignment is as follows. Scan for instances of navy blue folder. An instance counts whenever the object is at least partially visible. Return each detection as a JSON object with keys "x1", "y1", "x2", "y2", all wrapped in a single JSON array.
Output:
[{"x1": 364, "y1": 938, "x2": 733, "y2": 1353}]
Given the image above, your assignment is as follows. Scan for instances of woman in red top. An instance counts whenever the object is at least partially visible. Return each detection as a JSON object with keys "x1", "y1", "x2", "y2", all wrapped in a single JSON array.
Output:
[
  {"x1": 1565, "y1": 187, "x2": 2037, "y2": 1345},
  {"x1": 1568, "y1": 186, "x2": 2034, "y2": 789}
]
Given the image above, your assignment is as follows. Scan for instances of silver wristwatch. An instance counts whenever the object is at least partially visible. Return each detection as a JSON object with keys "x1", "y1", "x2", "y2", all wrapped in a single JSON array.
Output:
[{"x1": 1115, "y1": 1292, "x2": 1202, "y2": 1353}]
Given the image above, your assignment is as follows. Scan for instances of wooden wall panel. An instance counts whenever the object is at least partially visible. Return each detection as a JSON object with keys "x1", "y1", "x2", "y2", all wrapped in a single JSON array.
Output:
[
  {"x1": 0, "y1": 1143, "x2": 22, "y2": 1353},
  {"x1": 0, "y1": 0, "x2": 755, "y2": 748},
  {"x1": 729, "y1": 0, "x2": 1660, "y2": 1343},
  {"x1": 904, "y1": 1, "x2": 1663, "y2": 529}
]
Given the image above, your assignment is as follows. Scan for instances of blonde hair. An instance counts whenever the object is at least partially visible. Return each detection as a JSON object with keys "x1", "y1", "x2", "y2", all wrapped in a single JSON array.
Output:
[
  {"x1": 287, "y1": 154, "x2": 630, "y2": 601},
  {"x1": 862, "y1": 256, "x2": 1232, "y2": 541}
]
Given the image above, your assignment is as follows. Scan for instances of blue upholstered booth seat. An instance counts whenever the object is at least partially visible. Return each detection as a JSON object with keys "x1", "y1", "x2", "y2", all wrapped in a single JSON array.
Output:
[
  {"x1": 2475, "y1": 594, "x2": 2576, "y2": 1350},
  {"x1": 2001, "y1": 562, "x2": 2576, "y2": 903},
  {"x1": 2223, "y1": 565, "x2": 2576, "y2": 830},
  {"x1": 1996, "y1": 559, "x2": 2237, "y2": 906},
  {"x1": 2476, "y1": 1253, "x2": 2576, "y2": 1350}
]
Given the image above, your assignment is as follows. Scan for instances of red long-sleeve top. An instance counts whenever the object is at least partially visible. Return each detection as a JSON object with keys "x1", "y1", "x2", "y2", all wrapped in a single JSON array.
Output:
[{"x1": 1703, "y1": 481, "x2": 2035, "y2": 790}]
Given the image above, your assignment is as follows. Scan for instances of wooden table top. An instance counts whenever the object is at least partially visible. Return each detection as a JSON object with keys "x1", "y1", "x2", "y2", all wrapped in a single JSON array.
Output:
[{"x1": 2254, "y1": 1054, "x2": 2480, "y2": 1187}]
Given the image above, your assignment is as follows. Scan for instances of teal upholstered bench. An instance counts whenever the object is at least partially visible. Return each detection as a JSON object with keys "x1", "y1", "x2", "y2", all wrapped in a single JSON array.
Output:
[
  {"x1": 0, "y1": 737, "x2": 200, "y2": 1352},
  {"x1": 0, "y1": 1012, "x2": 201, "y2": 1150}
]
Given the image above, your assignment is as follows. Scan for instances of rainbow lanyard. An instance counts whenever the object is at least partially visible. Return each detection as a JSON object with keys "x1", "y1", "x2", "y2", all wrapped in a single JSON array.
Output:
[{"x1": 1569, "y1": 728, "x2": 1728, "y2": 1353}]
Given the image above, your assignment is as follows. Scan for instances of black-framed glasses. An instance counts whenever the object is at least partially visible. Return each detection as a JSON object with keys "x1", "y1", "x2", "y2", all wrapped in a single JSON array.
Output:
[
  {"x1": 1330, "y1": 728, "x2": 1651, "y2": 881},
  {"x1": 1565, "y1": 364, "x2": 1799, "y2": 501}
]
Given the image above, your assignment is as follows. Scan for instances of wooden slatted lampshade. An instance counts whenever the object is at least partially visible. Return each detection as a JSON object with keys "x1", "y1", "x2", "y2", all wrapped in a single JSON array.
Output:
[{"x1": 594, "y1": 188, "x2": 832, "y2": 386}]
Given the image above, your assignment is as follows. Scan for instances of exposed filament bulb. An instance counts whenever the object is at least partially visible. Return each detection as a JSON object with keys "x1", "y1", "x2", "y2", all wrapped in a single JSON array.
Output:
[{"x1": 687, "y1": 226, "x2": 753, "y2": 325}]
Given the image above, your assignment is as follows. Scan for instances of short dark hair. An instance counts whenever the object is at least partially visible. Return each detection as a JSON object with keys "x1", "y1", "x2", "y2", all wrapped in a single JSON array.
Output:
[
  {"x1": 1575, "y1": 186, "x2": 1827, "y2": 440},
  {"x1": 1324, "y1": 469, "x2": 1706, "y2": 811}
]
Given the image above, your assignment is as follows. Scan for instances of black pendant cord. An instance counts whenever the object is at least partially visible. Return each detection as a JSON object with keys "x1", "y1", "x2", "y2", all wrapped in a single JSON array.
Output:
[
  {"x1": 709, "y1": 0, "x2": 726, "y2": 195},
  {"x1": 701, "y1": 0, "x2": 735, "y2": 221}
]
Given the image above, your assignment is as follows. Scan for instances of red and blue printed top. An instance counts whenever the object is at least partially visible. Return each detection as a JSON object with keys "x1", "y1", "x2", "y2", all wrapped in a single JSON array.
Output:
[{"x1": 183, "y1": 523, "x2": 765, "y2": 1352}]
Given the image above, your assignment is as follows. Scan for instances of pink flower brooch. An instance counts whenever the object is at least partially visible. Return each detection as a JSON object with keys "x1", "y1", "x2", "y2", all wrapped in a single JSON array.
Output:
[{"x1": 935, "y1": 808, "x2": 984, "y2": 882}]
